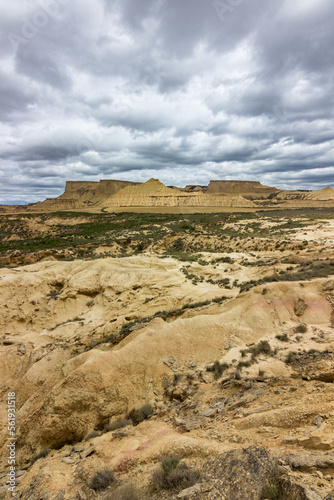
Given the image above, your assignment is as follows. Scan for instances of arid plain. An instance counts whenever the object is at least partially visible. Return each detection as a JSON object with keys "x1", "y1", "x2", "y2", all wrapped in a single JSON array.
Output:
[{"x1": 1, "y1": 179, "x2": 334, "y2": 499}]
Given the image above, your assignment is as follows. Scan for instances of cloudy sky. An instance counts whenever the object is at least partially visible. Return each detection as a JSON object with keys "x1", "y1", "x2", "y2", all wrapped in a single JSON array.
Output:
[{"x1": 0, "y1": 0, "x2": 334, "y2": 203}]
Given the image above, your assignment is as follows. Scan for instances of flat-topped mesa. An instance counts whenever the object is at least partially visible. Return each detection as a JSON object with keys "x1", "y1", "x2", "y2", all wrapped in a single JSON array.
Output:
[
  {"x1": 100, "y1": 178, "x2": 255, "y2": 207},
  {"x1": 207, "y1": 180, "x2": 279, "y2": 199}
]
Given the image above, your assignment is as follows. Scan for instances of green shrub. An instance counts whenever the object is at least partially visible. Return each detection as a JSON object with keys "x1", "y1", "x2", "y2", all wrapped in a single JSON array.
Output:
[
  {"x1": 161, "y1": 456, "x2": 180, "y2": 475},
  {"x1": 89, "y1": 469, "x2": 115, "y2": 491},
  {"x1": 295, "y1": 324, "x2": 307, "y2": 333}
]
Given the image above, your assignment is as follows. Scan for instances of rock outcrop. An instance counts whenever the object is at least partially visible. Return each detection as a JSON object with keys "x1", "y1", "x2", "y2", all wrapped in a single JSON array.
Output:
[
  {"x1": 100, "y1": 178, "x2": 256, "y2": 207},
  {"x1": 276, "y1": 186, "x2": 334, "y2": 201},
  {"x1": 32, "y1": 179, "x2": 139, "y2": 211},
  {"x1": 3, "y1": 178, "x2": 332, "y2": 212},
  {"x1": 207, "y1": 180, "x2": 279, "y2": 199}
]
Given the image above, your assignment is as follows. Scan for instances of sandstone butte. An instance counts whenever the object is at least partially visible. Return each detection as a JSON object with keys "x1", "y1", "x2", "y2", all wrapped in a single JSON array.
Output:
[{"x1": 1, "y1": 178, "x2": 333, "y2": 212}]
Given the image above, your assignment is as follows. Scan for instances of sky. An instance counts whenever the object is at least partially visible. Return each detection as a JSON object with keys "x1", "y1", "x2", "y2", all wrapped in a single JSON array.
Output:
[{"x1": 0, "y1": 0, "x2": 334, "y2": 204}]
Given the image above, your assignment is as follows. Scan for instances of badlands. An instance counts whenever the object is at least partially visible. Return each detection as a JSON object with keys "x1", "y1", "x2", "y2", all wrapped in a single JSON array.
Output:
[{"x1": 1, "y1": 179, "x2": 334, "y2": 499}]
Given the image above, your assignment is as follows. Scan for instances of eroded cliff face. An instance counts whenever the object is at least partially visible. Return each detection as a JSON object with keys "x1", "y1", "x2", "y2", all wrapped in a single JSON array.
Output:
[
  {"x1": 31, "y1": 180, "x2": 141, "y2": 211},
  {"x1": 6, "y1": 179, "x2": 334, "y2": 213},
  {"x1": 275, "y1": 186, "x2": 334, "y2": 201},
  {"x1": 207, "y1": 180, "x2": 279, "y2": 199},
  {"x1": 99, "y1": 179, "x2": 256, "y2": 207}
]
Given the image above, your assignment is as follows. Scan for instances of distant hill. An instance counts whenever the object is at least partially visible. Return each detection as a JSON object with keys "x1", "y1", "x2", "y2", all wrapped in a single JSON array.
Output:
[
  {"x1": 97, "y1": 178, "x2": 256, "y2": 208},
  {"x1": 1, "y1": 179, "x2": 333, "y2": 212},
  {"x1": 275, "y1": 186, "x2": 334, "y2": 201}
]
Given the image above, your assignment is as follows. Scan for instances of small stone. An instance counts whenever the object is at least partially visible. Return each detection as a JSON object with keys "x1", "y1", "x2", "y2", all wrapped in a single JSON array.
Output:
[
  {"x1": 72, "y1": 444, "x2": 84, "y2": 453},
  {"x1": 294, "y1": 298, "x2": 307, "y2": 316},
  {"x1": 62, "y1": 457, "x2": 75, "y2": 464},
  {"x1": 112, "y1": 429, "x2": 129, "y2": 439},
  {"x1": 282, "y1": 436, "x2": 297, "y2": 445},
  {"x1": 312, "y1": 415, "x2": 324, "y2": 428},
  {"x1": 17, "y1": 344, "x2": 26, "y2": 355},
  {"x1": 177, "y1": 483, "x2": 201, "y2": 498},
  {"x1": 244, "y1": 404, "x2": 272, "y2": 416},
  {"x1": 80, "y1": 446, "x2": 95, "y2": 459},
  {"x1": 77, "y1": 489, "x2": 87, "y2": 500},
  {"x1": 201, "y1": 408, "x2": 217, "y2": 418}
]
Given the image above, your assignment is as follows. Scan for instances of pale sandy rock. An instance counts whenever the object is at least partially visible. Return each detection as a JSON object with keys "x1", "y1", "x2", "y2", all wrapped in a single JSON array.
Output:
[{"x1": 100, "y1": 178, "x2": 256, "y2": 208}]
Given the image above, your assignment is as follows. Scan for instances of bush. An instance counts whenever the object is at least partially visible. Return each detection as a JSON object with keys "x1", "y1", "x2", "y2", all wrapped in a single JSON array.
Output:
[
  {"x1": 30, "y1": 447, "x2": 51, "y2": 466},
  {"x1": 276, "y1": 333, "x2": 288, "y2": 342},
  {"x1": 260, "y1": 465, "x2": 286, "y2": 499},
  {"x1": 295, "y1": 324, "x2": 307, "y2": 333},
  {"x1": 110, "y1": 482, "x2": 141, "y2": 500},
  {"x1": 250, "y1": 340, "x2": 273, "y2": 360},
  {"x1": 151, "y1": 458, "x2": 199, "y2": 491},
  {"x1": 89, "y1": 469, "x2": 115, "y2": 491},
  {"x1": 285, "y1": 351, "x2": 297, "y2": 364},
  {"x1": 104, "y1": 417, "x2": 132, "y2": 433},
  {"x1": 206, "y1": 360, "x2": 229, "y2": 380},
  {"x1": 136, "y1": 242, "x2": 145, "y2": 252},
  {"x1": 84, "y1": 430, "x2": 100, "y2": 441},
  {"x1": 161, "y1": 456, "x2": 180, "y2": 474},
  {"x1": 237, "y1": 360, "x2": 252, "y2": 369},
  {"x1": 128, "y1": 404, "x2": 153, "y2": 425}
]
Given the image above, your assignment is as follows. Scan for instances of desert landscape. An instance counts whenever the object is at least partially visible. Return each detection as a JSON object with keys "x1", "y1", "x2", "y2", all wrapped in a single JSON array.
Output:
[{"x1": 0, "y1": 179, "x2": 334, "y2": 499}]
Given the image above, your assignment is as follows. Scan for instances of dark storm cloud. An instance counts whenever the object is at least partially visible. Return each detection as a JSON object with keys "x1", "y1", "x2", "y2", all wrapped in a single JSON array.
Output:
[{"x1": 0, "y1": 0, "x2": 333, "y2": 203}]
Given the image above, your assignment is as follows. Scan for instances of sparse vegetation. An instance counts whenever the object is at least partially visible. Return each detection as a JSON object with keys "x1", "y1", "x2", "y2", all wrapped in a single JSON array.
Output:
[
  {"x1": 151, "y1": 456, "x2": 199, "y2": 491},
  {"x1": 249, "y1": 340, "x2": 274, "y2": 359},
  {"x1": 276, "y1": 333, "x2": 288, "y2": 342},
  {"x1": 206, "y1": 360, "x2": 229, "y2": 379},
  {"x1": 104, "y1": 417, "x2": 132, "y2": 433},
  {"x1": 295, "y1": 324, "x2": 307, "y2": 333},
  {"x1": 30, "y1": 447, "x2": 51, "y2": 466},
  {"x1": 109, "y1": 482, "x2": 141, "y2": 500},
  {"x1": 89, "y1": 469, "x2": 116, "y2": 491},
  {"x1": 128, "y1": 404, "x2": 153, "y2": 425},
  {"x1": 84, "y1": 430, "x2": 100, "y2": 441},
  {"x1": 260, "y1": 465, "x2": 287, "y2": 500},
  {"x1": 285, "y1": 351, "x2": 297, "y2": 364}
]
